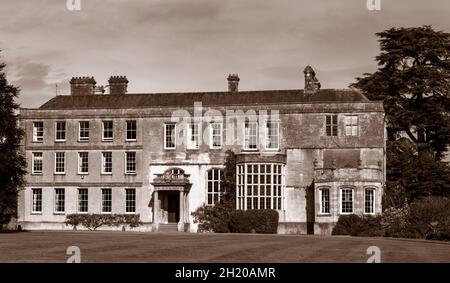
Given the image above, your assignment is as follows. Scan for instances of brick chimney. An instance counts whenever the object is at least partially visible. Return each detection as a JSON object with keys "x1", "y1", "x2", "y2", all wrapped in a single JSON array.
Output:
[
  {"x1": 304, "y1": 65, "x2": 321, "y2": 94},
  {"x1": 70, "y1": 77, "x2": 96, "y2": 96},
  {"x1": 227, "y1": 74, "x2": 240, "y2": 93},
  {"x1": 108, "y1": 76, "x2": 128, "y2": 95}
]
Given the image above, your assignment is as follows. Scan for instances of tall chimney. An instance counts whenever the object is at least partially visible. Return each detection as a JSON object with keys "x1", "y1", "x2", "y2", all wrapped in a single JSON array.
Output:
[
  {"x1": 304, "y1": 65, "x2": 321, "y2": 94},
  {"x1": 227, "y1": 74, "x2": 240, "y2": 93},
  {"x1": 70, "y1": 77, "x2": 96, "y2": 95},
  {"x1": 108, "y1": 76, "x2": 129, "y2": 95}
]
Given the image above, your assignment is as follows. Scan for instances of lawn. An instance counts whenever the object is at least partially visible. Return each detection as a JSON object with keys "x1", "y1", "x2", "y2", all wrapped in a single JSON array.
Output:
[{"x1": 0, "y1": 231, "x2": 449, "y2": 263}]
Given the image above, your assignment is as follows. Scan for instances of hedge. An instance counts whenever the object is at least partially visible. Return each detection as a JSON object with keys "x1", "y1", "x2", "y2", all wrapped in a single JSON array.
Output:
[
  {"x1": 229, "y1": 209, "x2": 279, "y2": 234},
  {"x1": 65, "y1": 214, "x2": 143, "y2": 230}
]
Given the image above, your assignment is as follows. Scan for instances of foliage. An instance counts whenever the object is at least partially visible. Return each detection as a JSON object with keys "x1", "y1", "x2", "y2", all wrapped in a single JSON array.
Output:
[
  {"x1": 332, "y1": 214, "x2": 384, "y2": 237},
  {"x1": 65, "y1": 214, "x2": 143, "y2": 231},
  {"x1": 381, "y1": 206, "x2": 411, "y2": 238},
  {"x1": 0, "y1": 55, "x2": 27, "y2": 229},
  {"x1": 408, "y1": 196, "x2": 450, "y2": 240},
  {"x1": 229, "y1": 209, "x2": 279, "y2": 234},
  {"x1": 351, "y1": 26, "x2": 450, "y2": 205},
  {"x1": 191, "y1": 150, "x2": 236, "y2": 233}
]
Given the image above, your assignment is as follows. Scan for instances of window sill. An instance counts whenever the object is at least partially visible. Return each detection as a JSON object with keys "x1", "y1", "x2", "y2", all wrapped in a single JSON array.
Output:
[
  {"x1": 125, "y1": 139, "x2": 137, "y2": 142},
  {"x1": 242, "y1": 148, "x2": 259, "y2": 152},
  {"x1": 102, "y1": 139, "x2": 113, "y2": 142},
  {"x1": 31, "y1": 173, "x2": 43, "y2": 175},
  {"x1": 76, "y1": 211, "x2": 88, "y2": 214},
  {"x1": 317, "y1": 213, "x2": 332, "y2": 217},
  {"x1": 125, "y1": 212, "x2": 136, "y2": 215},
  {"x1": 78, "y1": 140, "x2": 90, "y2": 142},
  {"x1": 164, "y1": 148, "x2": 176, "y2": 150},
  {"x1": 55, "y1": 140, "x2": 66, "y2": 143},
  {"x1": 32, "y1": 141, "x2": 44, "y2": 143},
  {"x1": 31, "y1": 212, "x2": 42, "y2": 215},
  {"x1": 53, "y1": 212, "x2": 65, "y2": 215},
  {"x1": 125, "y1": 172, "x2": 137, "y2": 175},
  {"x1": 54, "y1": 172, "x2": 66, "y2": 175},
  {"x1": 77, "y1": 173, "x2": 89, "y2": 175},
  {"x1": 210, "y1": 146, "x2": 223, "y2": 150},
  {"x1": 101, "y1": 172, "x2": 113, "y2": 175}
]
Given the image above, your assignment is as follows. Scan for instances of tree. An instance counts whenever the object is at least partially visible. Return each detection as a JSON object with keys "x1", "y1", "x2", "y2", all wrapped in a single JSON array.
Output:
[
  {"x1": 351, "y1": 26, "x2": 450, "y2": 205},
  {"x1": 0, "y1": 56, "x2": 26, "y2": 229},
  {"x1": 191, "y1": 150, "x2": 236, "y2": 232}
]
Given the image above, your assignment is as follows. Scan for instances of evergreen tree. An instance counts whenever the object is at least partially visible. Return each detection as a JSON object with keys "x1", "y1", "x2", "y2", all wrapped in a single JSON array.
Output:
[
  {"x1": 351, "y1": 26, "x2": 450, "y2": 205},
  {"x1": 0, "y1": 56, "x2": 26, "y2": 229}
]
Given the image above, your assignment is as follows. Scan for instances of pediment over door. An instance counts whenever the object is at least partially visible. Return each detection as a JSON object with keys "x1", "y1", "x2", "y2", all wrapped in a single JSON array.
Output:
[{"x1": 151, "y1": 168, "x2": 191, "y2": 192}]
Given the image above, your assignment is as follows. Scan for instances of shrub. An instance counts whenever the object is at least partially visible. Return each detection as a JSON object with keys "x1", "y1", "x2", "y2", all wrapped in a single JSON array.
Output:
[
  {"x1": 230, "y1": 209, "x2": 279, "y2": 234},
  {"x1": 65, "y1": 214, "x2": 143, "y2": 230},
  {"x1": 408, "y1": 196, "x2": 450, "y2": 241},
  {"x1": 191, "y1": 202, "x2": 233, "y2": 233},
  {"x1": 381, "y1": 206, "x2": 412, "y2": 238},
  {"x1": 332, "y1": 214, "x2": 383, "y2": 237}
]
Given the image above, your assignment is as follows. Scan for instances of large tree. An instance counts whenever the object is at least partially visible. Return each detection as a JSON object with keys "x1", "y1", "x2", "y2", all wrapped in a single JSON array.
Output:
[
  {"x1": 352, "y1": 26, "x2": 450, "y2": 206},
  {"x1": 0, "y1": 56, "x2": 26, "y2": 229}
]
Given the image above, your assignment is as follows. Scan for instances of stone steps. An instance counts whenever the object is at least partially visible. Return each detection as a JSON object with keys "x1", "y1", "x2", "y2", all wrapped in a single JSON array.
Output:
[{"x1": 159, "y1": 223, "x2": 178, "y2": 232}]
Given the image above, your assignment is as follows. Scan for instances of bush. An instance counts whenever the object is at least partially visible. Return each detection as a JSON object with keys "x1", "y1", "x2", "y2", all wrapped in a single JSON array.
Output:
[
  {"x1": 65, "y1": 214, "x2": 143, "y2": 230},
  {"x1": 230, "y1": 209, "x2": 279, "y2": 234},
  {"x1": 332, "y1": 214, "x2": 384, "y2": 237},
  {"x1": 191, "y1": 202, "x2": 233, "y2": 233},
  {"x1": 408, "y1": 196, "x2": 450, "y2": 241},
  {"x1": 381, "y1": 206, "x2": 412, "y2": 238}
]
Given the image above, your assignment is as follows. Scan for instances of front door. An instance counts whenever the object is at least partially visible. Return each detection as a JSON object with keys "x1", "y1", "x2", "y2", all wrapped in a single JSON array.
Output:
[{"x1": 167, "y1": 192, "x2": 180, "y2": 223}]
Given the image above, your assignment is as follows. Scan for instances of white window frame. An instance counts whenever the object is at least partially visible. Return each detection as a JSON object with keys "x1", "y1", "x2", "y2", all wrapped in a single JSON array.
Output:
[
  {"x1": 164, "y1": 123, "x2": 176, "y2": 150},
  {"x1": 340, "y1": 188, "x2": 354, "y2": 214},
  {"x1": 265, "y1": 120, "x2": 280, "y2": 150},
  {"x1": 125, "y1": 151, "x2": 136, "y2": 174},
  {"x1": 101, "y1": 152, "x2": 113, "y2": 174},
  {"x1": 55, "y1": 121, "x2": 66, "y2": 142},
  {"x1": 126, "y1": 120, "x2": 137, "y2": 141},
  {"x1": 102, "y1": 121, "x2": 113, "y2": 141},
  {"x1": 364, "y1": 188, "x2": 376, "y2": 215},
  {"x1": 125, "y1": 188, "x2": 136, "y2": 214},
  {"x1": 319, "y1": 188, "x2": 331, "y2": 214},
  {"x1": 209, "y1": 123, "x2": 223, "y2": 149},
  {"x1": 187, "y1": 122, "x2": 200, "y2": 150},
  {"x1": 244, "y1": 121, "x2": 258, "y2": 150},
  {"x1": 54, "y1": 152, "x2": 65, "y2": 174},
  {"x1": 101, "y1": 188, "x2": 112, "y2": 213},
  {"x1": 77, "y1": 188, "x2": 89, "y2": 213},
  {"x1": 32, "y1": 121, "x2": 44, "y2": 143},
  {"x1": 78, "y1": 121, "x2": 90, "y2": 141},
  {"x1": 54, "y1": 188, "x2": 65, "y2": 214},
  {"x1": 32, "y1": 152, "x2": 43, "y2": 175},
  {"x1": 31, "y1": 188, "x2": 42, "y2": 214},
  {"x1": 77, "y1": 152, "x2": 89, "y2": 175},
  {"x1": 236, "y1": 163, "x2": 285, "y2": 210},
  {"x1": 345, "y1": 115, "x2": 358, "y2": 137},
  {"x1": 206, "y1": 168, "x2": 222, "y2": 205}
]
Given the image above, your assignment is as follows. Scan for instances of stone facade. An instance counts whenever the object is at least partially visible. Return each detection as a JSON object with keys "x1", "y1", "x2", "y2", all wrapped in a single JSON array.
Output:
[{"x1": 17, "y1": 66, "x2": 385, "y2": 234}]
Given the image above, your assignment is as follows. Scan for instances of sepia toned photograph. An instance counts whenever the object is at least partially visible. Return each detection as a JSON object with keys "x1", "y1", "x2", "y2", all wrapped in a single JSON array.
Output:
[{"x1": 0, "y1": 0, "x2": 449, "y2": 275}]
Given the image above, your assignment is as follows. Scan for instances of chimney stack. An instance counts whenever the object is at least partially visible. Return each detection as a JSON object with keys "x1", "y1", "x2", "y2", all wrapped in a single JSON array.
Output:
[
  {"x1": 108, "y1": 76, "x2": 129, "y2": 95},
  {"x1": 304, "y1": 65, "x2": 321, "y2": 94},
  {"x1": 70, "y1": 77, "x2": 96, "y2": 96},
  {"x1": 227, "y1": 74, "x2": 240, "y2": 93}
]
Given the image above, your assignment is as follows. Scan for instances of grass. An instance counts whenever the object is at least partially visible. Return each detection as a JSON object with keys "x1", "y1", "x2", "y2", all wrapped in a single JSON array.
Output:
[{"x1": 0, "y1": 231, "x2": 449, "y2": 263}]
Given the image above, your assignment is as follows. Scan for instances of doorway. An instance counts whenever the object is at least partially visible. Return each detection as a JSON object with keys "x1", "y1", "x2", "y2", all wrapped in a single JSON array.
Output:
[{"x1": 167, "y1": 192, "x2": 180, "y2": 223}]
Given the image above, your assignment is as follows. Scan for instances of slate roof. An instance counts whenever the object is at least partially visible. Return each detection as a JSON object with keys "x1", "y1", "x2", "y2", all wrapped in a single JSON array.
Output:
[{"x1": 39, "y1": 89, "x2": 371, "y2": 110}]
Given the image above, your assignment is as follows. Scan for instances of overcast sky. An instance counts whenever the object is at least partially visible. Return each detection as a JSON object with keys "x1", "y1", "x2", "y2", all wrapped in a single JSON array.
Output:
[{"x1": 1, "y1": 0, "x2": 449, "y2": 108}]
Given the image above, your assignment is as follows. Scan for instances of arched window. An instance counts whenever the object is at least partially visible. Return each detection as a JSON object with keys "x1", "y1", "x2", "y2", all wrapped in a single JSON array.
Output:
[{"x1": 207, "y1": 169, "x2": 222, "y2": 205}]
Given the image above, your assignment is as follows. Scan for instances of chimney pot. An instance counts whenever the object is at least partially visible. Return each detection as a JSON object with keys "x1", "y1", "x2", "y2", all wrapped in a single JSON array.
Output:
[
  {"x1": 70, "y1": 76, "x2": 96, "y2": 95},
  {"x1": 227, "y1": 74, "x2": 240, "y2": 93},
  {"x1": 108, "y1": 76, "x2": 129, "y2": 95}
]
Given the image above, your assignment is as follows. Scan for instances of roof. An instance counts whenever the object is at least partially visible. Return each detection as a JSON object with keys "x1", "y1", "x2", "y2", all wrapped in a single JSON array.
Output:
[{"x1": 38, "y1": 89, "x2": 371, "y2": 110}]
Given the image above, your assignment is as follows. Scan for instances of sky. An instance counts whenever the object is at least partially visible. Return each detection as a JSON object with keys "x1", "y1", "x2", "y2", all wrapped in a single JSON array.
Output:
[{"x1": 1, "y1": 0, "x2": 449, "y2": 108}]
